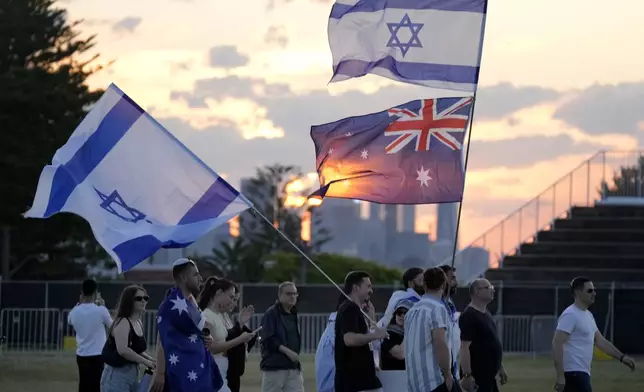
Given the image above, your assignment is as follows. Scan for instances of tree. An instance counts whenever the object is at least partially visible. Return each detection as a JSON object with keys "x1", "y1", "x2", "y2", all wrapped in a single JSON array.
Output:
[
  {"x1": 193, "y1": 237, "x2": 265, "y2": 282},
  {"x1": 0, "y1": 0, "x2": 105, "y2": 279},
  {"x1": 262, "y1": 252, "x2": 402, "y2": 285},
  {"x1": 217, "y1": 163, "x2": 330, "y2": 282},
  {"x1": 601, "y1": 156, "x2": 644, "y2": 198}
]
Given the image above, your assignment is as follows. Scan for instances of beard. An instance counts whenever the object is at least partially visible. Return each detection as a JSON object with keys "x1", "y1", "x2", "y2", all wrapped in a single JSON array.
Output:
[
  {"x1": 445, "y1": 285, "x2": 457, "y2": 297},
  {"x1": 413, "y1": 284, "x2": 425, "y2": 296}
]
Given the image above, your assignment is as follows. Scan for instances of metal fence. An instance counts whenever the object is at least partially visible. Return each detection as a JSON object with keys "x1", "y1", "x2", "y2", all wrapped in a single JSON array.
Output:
[
  {"x1": 453, "y1": 150, "x2": 644, "y2": 283},
  {"x1": 0, "y1": 308, "x2": 555, "y2": 356}
]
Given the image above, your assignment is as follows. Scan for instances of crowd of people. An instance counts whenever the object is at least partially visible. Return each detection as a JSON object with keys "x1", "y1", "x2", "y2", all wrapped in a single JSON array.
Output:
[{"x1": 67, "y1": 258, "x2": 635, "y2": 392}]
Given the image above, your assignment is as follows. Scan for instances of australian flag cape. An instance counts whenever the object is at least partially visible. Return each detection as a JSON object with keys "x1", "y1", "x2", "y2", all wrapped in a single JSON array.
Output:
[{"x1": 157, "y1": 287, "x2": 223, "y2": 392}]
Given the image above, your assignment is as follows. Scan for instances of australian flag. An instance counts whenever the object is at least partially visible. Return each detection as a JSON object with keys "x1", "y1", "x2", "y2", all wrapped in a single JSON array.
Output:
[
  {"x1": 310, "y1": 97, "x2": 472, "y2": 204},
  {"x1": 157, "y1": 287, "x2": 223, "y2": 392}
]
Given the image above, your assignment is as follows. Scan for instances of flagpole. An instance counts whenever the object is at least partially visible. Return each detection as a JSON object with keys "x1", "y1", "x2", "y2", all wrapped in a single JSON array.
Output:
[
  {"x1": 449, "y1": 95, "x2": 477, "y2": 271},
  {"x1": 247, "y1": 203, "x2": 378, "y2": 326},
  {"x1": 448, "y1": 0, "x2": 488, "y2": 273}
]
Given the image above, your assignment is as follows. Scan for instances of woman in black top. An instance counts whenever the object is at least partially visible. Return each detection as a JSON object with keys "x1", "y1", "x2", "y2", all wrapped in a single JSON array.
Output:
[
  {"x1": 100, "y1": 285, "x2": 155, "y2": 392},
  {"x1": 380, "y1": 299, "x2": 412, "y2": 370},
  {"x1": 225, "y1": 284, "x2": 257, "y2": 392}
]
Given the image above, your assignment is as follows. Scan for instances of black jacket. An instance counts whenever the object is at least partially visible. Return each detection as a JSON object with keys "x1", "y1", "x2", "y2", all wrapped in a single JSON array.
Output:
[
  {"x1": 259, "y1": 301, "x2": 301, "y2": 371},
  {"x1": 225, "y1": 322, "x2": 257, "y2": 378}
]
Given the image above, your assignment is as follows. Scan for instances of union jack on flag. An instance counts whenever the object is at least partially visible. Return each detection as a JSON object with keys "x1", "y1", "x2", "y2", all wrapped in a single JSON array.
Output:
[
  {"x1": 309, "y1": 97, "x2": 473, "y2": 205},
  {"x1": 385, "y1": 97, "x2": 472, "y2": 154}
]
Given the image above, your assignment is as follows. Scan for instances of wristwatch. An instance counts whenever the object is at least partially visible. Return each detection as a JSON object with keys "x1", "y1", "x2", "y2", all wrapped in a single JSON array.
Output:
[{"x1": 462, "y1": 373, "x2": 472, "y2": 379}]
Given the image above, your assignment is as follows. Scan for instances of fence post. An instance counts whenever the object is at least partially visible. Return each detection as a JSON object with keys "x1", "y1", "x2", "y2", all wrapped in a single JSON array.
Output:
[
  {"x1": 609, "y1": 281, "x2": 615, "y2": 343},
  {"x1": 554, "y1": 285, "x2": 559, "y2": 317},
  {"x1": 586, "y1": 160, "x2": 591, "y2": 205},
  {"x1": 496, "y1": 281, "x2": 504, "y2": 316},
  {"x1": 568, "y1": 172, "x2": 573, "y2": 208},
  {"x1": 239, "y1": 283, "x2": 245, "y2": 309}
]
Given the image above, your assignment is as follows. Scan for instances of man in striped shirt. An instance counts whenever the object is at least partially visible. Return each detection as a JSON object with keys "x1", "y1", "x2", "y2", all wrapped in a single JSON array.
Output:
[{"x1": 404, "y1": 267, "x2": 455, "y2": 392}]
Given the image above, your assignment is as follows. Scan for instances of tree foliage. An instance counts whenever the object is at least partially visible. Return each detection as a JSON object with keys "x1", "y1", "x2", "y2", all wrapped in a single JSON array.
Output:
[
  {"x1": 0, "y1": 0, "x2": 105, "y2": 279},
  {"x1": 262, "y1": 252, "x2": 402, "y2": 285},
  {"x1": 601, "y1": 156, "x2": 644, "y2": 198},
  {"x1": 206, "y1": 163, "x2": 332, "y2": 282}
]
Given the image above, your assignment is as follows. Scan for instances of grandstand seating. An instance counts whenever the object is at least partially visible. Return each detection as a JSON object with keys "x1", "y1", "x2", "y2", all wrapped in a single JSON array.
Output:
[{"x1": 486, "y1": 204, "x2": 644, "y2": 283}]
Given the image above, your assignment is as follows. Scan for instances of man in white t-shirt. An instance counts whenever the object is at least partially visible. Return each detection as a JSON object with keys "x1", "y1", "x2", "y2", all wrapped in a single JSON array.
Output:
[
  {"x1": 552, "y1": 276, "x2": 635, "y2": 392},
  {"x1": 67, "y1": 279, "x2": 113, "y2": 392}
]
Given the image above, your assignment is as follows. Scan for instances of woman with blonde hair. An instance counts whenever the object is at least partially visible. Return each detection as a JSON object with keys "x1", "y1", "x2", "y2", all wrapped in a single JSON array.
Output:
[{"x1": 198, "y1": 277, "x2": 257, "y2": 392}]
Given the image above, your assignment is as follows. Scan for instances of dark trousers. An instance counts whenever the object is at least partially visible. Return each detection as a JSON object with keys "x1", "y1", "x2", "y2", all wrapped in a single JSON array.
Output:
[
  {"x1": 228, "y1": 375, "x2": 241, "y2": 392},
  {"x1": 476, "y1": 379, "x2": 499, "y2": 392},
  {"x1": 564, "y1": 371, "x2": 592, "y2": 392},
  {"x1": 76, "y1": 354, "x2": 104, "y2": 392}
]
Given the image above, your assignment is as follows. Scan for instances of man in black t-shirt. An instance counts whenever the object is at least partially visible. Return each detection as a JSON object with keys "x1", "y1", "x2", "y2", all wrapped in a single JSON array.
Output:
[
  {"x1": 335, "y1": 271, "x2": 388, "y2": 392},
  {"x1": 458, "y1": 279, "x2": 507, "y2": 392}
]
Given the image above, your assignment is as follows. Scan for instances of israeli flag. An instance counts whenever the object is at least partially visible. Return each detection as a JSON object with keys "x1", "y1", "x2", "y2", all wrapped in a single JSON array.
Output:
[
  {"x1": 328, "y1": 0, "x2": 488, "y2": 92},
  {"x1": 24, "y1": 84, "x2": 252, "y2": 272}
]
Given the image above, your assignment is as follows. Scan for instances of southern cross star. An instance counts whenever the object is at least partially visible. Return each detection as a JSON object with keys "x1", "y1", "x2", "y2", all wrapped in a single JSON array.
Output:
[
  {"x1": 416, "y1": 166, "x2": 432, "y2": 187},
  {"x1": 170, "y1": 296, "x2": 188, "y2": 315},
  {"x1": 386, "y1": 13, "x2": 424, "y2": 57}
]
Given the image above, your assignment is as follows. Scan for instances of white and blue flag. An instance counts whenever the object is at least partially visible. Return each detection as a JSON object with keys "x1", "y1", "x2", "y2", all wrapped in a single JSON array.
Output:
[
  {"x1": 328, "y1": 0, "x2": 488, "y2": 92},
  {"x1": 24, "y1": 84, "x2": 251, "y2": 272}
]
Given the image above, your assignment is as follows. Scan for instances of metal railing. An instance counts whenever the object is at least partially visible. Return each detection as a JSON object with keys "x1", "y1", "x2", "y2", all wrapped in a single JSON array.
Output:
[
  {"x1": 0, "y1": 308, "x2": 554, "y2": 356},
  {"x1": 455, "y1": 150, "x2": 644, "y2": 284}
]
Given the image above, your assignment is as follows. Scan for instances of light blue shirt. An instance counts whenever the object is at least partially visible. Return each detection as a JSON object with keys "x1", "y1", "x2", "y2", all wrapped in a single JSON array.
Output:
[
  {"x1": 405, "y1": 294, "x2": 451, "y2": 392},
  {"x1": 315, "y1": 312, "x2": 337, "y2": 392}
]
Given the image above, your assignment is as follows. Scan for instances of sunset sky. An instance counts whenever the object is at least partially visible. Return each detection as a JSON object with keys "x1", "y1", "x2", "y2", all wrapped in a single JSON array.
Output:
[{"x1": 63, "y1": 0, "x2": 644, "y2": 249}]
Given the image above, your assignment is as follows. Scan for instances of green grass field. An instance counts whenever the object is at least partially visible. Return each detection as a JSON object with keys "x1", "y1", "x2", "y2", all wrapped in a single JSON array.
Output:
[{"x1": 0, "y1": 354, "x2": 641, "y2": 391}]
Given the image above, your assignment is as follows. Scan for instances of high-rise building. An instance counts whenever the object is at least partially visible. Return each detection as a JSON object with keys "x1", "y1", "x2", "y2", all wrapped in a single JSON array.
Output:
[
  {"x1": 436, "y1": 202, "x2": 458, "y2": 244},
  {"x1": 399, "y1": 205, "x2": 416, "y2": 232}
]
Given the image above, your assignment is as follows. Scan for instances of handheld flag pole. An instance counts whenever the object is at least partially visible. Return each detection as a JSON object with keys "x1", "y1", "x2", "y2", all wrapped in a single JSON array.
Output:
[
  {"x1": 247, "y1": 202, "x2": 378, "y2": 326},
  {"x1": 448, "y1": 3, "x2": 488, "y2": 273},
  {"x1": 449, "y1": 96, "x2": 477, "y2": 271}
]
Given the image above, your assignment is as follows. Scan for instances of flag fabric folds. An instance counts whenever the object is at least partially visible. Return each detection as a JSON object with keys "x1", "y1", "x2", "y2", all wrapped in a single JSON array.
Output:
[
  {"x1": 328, "y1": 0, "x2": 488, "y2": 92},
  {"x1": 23, "y1": 83, "x2": 251, "y2": 272},
  {"x1": 157, "y1": 287, "x2": 224, "y2": 392},
  {"x1": 310, "y1": 97, "x2": 472, "y2": 204}
]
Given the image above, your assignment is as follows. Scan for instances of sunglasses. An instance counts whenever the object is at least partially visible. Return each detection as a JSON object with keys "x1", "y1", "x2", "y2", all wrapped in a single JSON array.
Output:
[
  {"x1": 134, "y1": 295, "x2": 150, "y2": 302},
  {"x1": 395, "y1": 310, "x2": 408, "y2": 316},
  {"x1": 586, "y1": 289, "x2": 595, "y2": 294}
]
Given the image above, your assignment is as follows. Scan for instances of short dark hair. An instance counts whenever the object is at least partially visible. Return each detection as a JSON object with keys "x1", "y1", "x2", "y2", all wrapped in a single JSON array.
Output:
[
  {"x1": 570, "y1": 276, "x2": 592, "y2": 296},
  {"x1": 439, "y1": 265, "x2": 454, "y2": 274},
  {"x1": 81, "y1": 279, "x2": 98, "y2": 296},
  {"x1": 344, "y1": 271, "x2": 370, "y2": 295},
  {"x1": 402, "y1": 267, "x2": 423, "y2": 288},
  {"x1": 337, "y1": 271, "x2": 370, "y2": 308},
  {"x1": 423, "y1": 267, "x2": 447, "y2": 291},
  {"x1": 172, "y1": 260, "x2": 196, "y2": 280}
]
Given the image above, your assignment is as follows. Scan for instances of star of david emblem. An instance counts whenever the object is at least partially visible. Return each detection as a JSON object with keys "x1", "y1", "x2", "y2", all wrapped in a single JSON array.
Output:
[
  {"x1": 386, "y1": 13, "x2": 424, "y2": 57},
  {"x1": 95, "y1": 188, "x2": 151, "y2": 224}
]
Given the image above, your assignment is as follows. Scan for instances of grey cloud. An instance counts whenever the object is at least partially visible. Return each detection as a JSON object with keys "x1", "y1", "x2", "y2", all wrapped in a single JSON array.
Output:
[
  {"x1": 264, "y1": 25, "x2": 289, "y2": 48},
  {"x1": 173, "y1": 76, "x2": 567, "y2": 123},
  {"x1": 553, "y1": 82, "x2": 644, "y2": 137},
  {"x1": 473, "y1": 82, "x2": 561, "y2": 120},
  {"x1": 466, "y1": 134, "x2": 605, "y2": 171},
  {"x1": 165, "y1": 77, "x2": 614, "y2": 187},
  {"x1": 159, "y1": 117, "x2": 315, "y2": 187},
  {"x1": 208, "y1": 45, "x2": 249, "y2": 69},
  {"x1": 112, "y1": 17, "x2": 142, "y2": 33},
  {"x1": 170, "y1": 76, "x2": 291, "y2": 106}
]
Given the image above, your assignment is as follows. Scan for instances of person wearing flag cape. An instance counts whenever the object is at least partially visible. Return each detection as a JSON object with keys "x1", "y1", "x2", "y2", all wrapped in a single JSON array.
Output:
[{"x1": 154, "y1": 258, "x2": 224, "y2": 392}]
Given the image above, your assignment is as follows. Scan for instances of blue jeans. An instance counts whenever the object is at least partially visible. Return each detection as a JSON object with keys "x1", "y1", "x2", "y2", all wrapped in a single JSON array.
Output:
[
  {"x1": 100, "y1": 363, "x2": 139, "y2": 392},
  {"x1": 564, "y1": 371, "x2": 592, "y2": 392}
]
